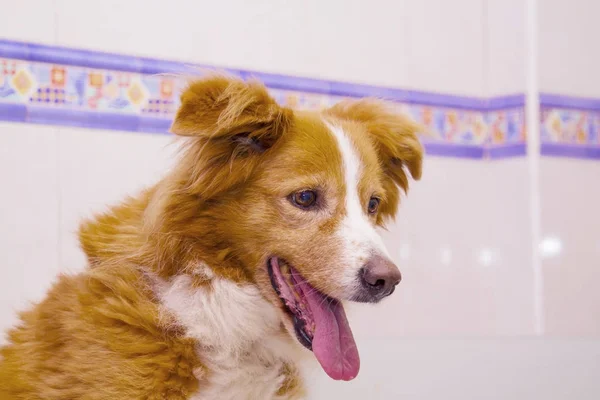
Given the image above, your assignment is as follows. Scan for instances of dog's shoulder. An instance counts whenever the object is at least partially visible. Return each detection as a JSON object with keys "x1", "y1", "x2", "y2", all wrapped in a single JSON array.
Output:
[{"x1": 0, "y1": 263, "x2": 201, "y2": 399}]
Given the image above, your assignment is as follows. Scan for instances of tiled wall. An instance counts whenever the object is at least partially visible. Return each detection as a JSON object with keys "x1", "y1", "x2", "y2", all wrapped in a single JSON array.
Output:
[{"x1": 537, "y1": 0, "x2": 600, "y2": 339}]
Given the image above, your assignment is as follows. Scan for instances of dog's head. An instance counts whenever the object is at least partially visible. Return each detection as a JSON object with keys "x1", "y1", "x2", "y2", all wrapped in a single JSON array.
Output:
[{"x1": 168, "y1": 76, "x2": 423, "y2": 380}]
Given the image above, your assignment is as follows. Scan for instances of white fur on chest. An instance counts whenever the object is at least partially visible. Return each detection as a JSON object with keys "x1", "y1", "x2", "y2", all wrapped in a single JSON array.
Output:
[{"x1": 156, "y1": 272, "x2": 305, "y2": 400}]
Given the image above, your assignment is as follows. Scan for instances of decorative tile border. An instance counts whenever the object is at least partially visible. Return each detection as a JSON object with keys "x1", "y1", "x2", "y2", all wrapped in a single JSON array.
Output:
[
  {"x1": 539, "y1": 94, "x2": 600, "y2": 159},
  {"x1": 16, "y1": 39, "x2": 600, "y2": 160}
]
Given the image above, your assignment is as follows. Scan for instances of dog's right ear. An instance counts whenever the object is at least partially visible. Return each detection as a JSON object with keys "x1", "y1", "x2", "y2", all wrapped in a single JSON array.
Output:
[
  {"x1": 170, "y1": 75, "x2": 292, "y2": 198},
  {"x1": 326, "y1": 99, "x2": 423, "y2": 221}
]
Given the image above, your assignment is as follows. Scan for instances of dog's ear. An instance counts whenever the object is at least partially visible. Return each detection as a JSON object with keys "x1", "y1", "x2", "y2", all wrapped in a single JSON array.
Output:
[
  {"x1": 170, "y1": 75, "x2": 292, "y2": 198},
  {"x1": 326, "y1": 99, "x2": 423, "y2": 219}
]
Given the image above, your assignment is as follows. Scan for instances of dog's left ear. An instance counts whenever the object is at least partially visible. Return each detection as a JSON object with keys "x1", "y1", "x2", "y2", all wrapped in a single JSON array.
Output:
[
  {"x1": 170, "y1": 75, "x2": 292, "y2": 198},
  {"x1": 326, "y1": 99, "x2": 424, "y2": 219}
]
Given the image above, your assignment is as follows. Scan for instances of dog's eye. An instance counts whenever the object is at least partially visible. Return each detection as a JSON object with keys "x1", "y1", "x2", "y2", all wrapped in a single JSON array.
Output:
[
  {"x1": 367, "y1": 197, "x2": 380, "y2": 214},
  {"x1": 291, "y1": 190, "x2": 317, "y2": 209}
]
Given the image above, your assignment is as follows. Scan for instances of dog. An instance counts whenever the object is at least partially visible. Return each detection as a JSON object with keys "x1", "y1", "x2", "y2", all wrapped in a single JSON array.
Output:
[{"x1": 0, "y1": 75, "x2": 423, "y2": 399}]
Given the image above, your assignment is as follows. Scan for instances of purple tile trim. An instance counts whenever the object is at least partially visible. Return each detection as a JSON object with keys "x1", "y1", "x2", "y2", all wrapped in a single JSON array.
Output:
[
  {"x1": 0, "y1": 40, "x2": 30, "y2": 61},
  {"x1": 242, "y1": 71, "x2": 334, "y2": 96},
  {"x1": 28, "y1": 107, "x2": 140, "y2": 131},
  {"x1": 487, "y1": 143, "x2": 527, "y2": 159},
  {"x1": 540, "y1": 93, "x2": 600, "y2": 111},
  {"x1": 541, "y1": 143, "x2": 600, "y2": 159},
  {"x1": 487, "y1": 94, "x2": 525, "y2": 110},
  {"x1": 3, "y1": 104, "x2": 172, "y2": 135},
  {"x1": 137, "y1": 117, "x2": 173, "y2": 134},
  {"x1": 407, "y1": 90, "x2": 487, "y2": 110},
  {"x1": 0, "y1": 102, "x2": 27, "y2": 122},
  {"x1": 137, "y1": 57, "x2": 206, "y2": 76},
  {"x1": 423, "y1": 142, "x2": 485, "y2": 159},
  {"x1": 28, "y1": 42, "x2": 144, "y2": 73},
  {"x1": 329, "y1": 81, "x2": 411, "y2": 103}
]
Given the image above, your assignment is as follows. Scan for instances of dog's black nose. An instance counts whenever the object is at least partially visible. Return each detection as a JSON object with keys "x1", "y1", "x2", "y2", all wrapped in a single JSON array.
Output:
[{"x1": 359, "y1": 255, "x2": 401, "y2": 300}]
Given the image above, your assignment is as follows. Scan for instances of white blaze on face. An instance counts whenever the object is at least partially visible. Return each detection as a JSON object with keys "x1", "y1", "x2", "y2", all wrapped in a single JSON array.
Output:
[{"x1": 325, "y1": 121, "x2": 391, "y2": 290}]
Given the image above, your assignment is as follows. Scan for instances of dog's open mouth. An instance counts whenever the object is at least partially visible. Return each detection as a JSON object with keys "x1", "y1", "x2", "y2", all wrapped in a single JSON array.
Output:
[{"x1": 267, "y1": 257, "x2": 360, "y2": 381}]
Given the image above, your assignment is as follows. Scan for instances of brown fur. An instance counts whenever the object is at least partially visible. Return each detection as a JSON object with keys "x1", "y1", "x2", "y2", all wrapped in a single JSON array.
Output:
[
  {"x1": 0, "y1": 75, "x2": 423, "y2": 399},
  {"x1": 0, "y1": 265, "x2": 200, "y2": 399},
  {"x1": 327, "y1": 100, "x2": 423, "y2": 221}
]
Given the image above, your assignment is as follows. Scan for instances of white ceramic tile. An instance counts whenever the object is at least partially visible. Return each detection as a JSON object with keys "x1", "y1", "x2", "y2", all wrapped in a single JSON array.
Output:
[
  {"x1": 55, "y1": 0, "x2": 410, "y2": 88},
  {"x1": 255, "y1": 0, "x2": 410, "y2": 88},
  {"x1": 0, "y1": 123, "x2": 59, "y2": 341},
  {"x1": 538, "y1": 0, "x2": 600, "y2": 97},
  {"x1": 347, "y1": 158, "x2": 536, "y2": 337},
  {"x1": 404, "y1": 0, "x2": 486, "y2": 96},
  {"x1": 0, "y1": 0, "x2": 57, "y2": 44},
  {"x1": 305, "y1": 338, "x2": 600, "y2": 399},
  {"x1": 485, "y1": 0, "x2": 526, "y2": 95},
  {"x1": 55, "y1": 0, "x2": 228, "y2": 61},
  {"x1": 540, "y1": 158, "x2": 600, "y2": 336},
  {"x1": 57, "y1": 128, "x2": 175, "y2": 271}
]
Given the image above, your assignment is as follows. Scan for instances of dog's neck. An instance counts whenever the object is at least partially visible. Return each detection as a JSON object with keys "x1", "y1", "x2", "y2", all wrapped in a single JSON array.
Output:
[
  {"x1": 154, "y1": 270, "x2": 306, "y2": 399},
  {"x1": 155, "y1": 269, "x2": 286, "y2": 352}
]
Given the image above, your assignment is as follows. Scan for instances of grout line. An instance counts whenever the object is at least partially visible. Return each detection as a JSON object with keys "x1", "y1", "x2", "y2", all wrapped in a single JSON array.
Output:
[
  {"x1": 52, "y1": 0, "x2": 59, "y2": 45},
  {"x1": 526, "y1": 0, "x2": 545, "y2": 336},
  {"x1": 481, "y1": 0, "x2": 490, "y2": 99},
  {"x1": 53, "y1": 0, "x2": 61, "y2": 273},
  {"x1": 402, "y1": 0, "x2": 411, "y2": 93},
  {"x1": 481, "y1": 0, "x2": 490, "y2": 155},
  {"x1": 54, "y1": 127, "x2": 62, "y2": 272}
]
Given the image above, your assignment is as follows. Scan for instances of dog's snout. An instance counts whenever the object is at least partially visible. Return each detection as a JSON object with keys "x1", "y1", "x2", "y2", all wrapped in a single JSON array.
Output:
[{"x1": 358, "y1": 255, "x2": 401, "y2": 301}]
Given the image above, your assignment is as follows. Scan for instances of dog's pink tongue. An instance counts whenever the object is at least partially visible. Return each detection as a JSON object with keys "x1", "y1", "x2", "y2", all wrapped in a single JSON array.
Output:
[{"x1": 293, "y1": 270, "x2": 360, "y2": 381}]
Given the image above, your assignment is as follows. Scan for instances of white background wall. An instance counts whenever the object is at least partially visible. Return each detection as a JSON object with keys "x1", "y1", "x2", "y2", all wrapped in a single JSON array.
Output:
[
  {"x1": 1, "y1": 0, "x2": 599, "y2": 399},
  {"x1": 537, "y1": 0, "x2": 600, "y2": 338},
  {"x1": 538, "y1": 0, "x2": 600, "y2": 98}
]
